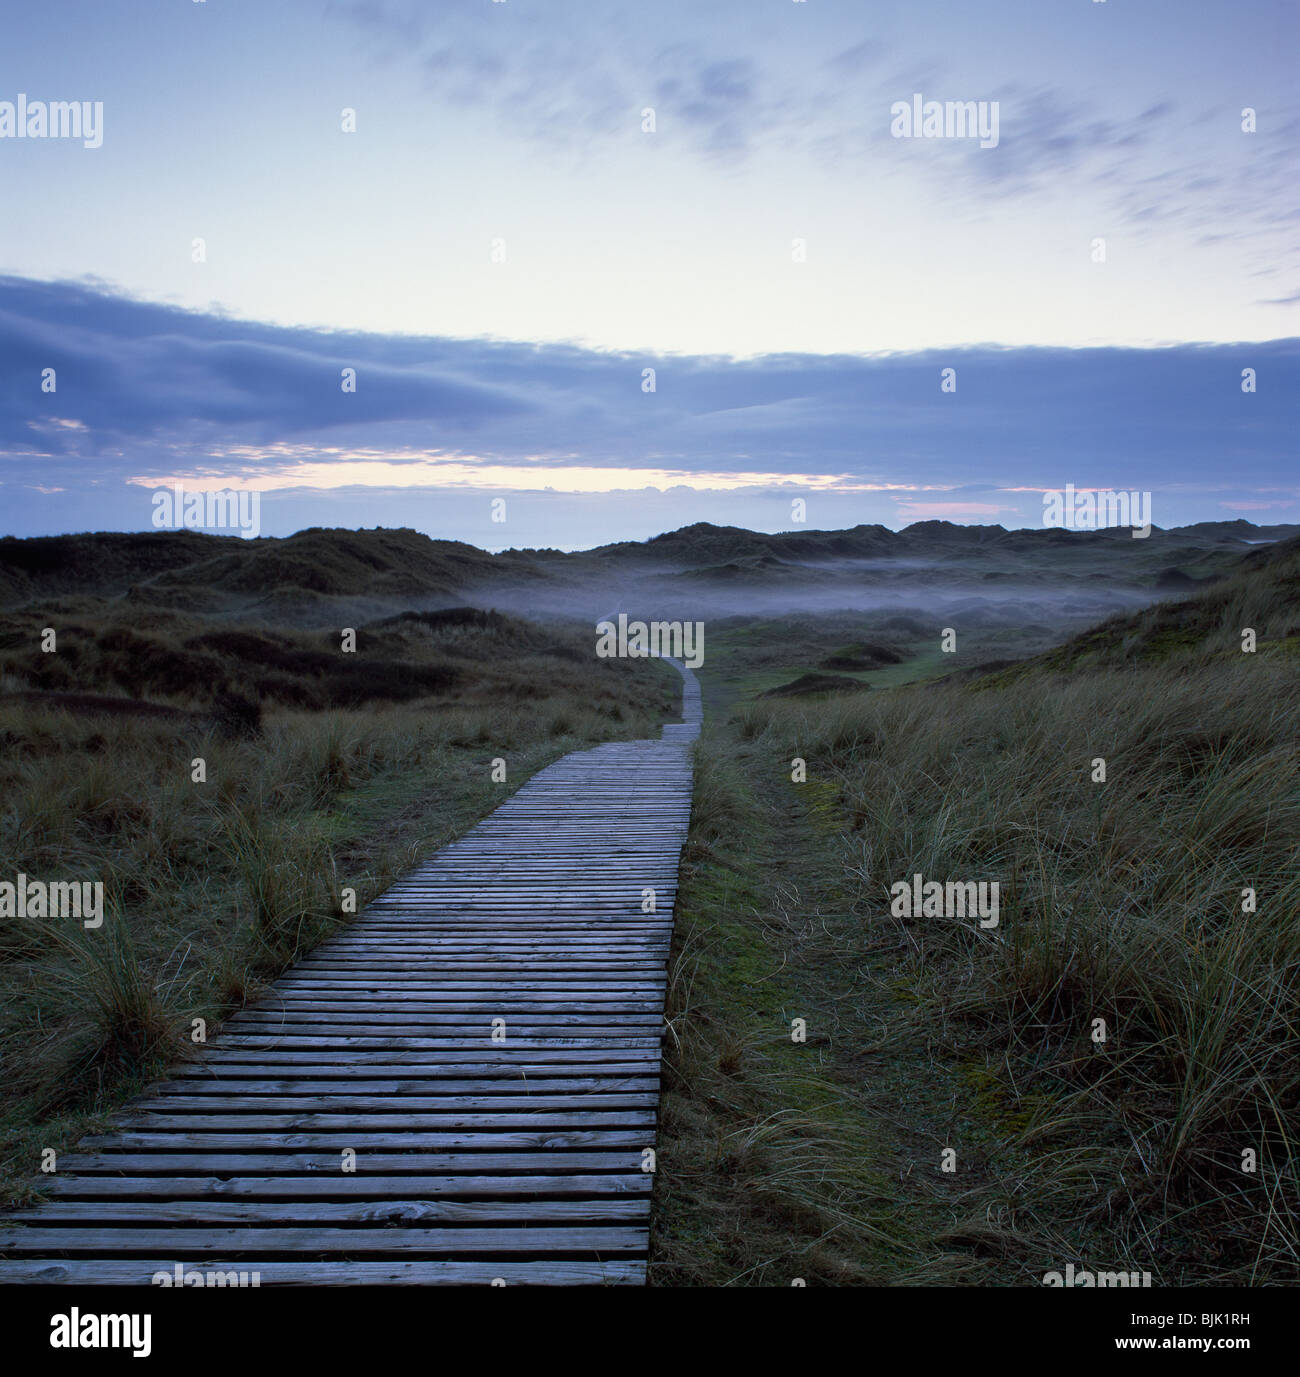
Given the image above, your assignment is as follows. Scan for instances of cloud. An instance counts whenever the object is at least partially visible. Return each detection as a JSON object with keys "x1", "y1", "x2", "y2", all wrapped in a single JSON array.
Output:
[
  {"x1": 825, "y1": 40, "x2": 887, "y2": 77},
  {"x1": 652, "y1": 52, "x2": 764, "y2": 156},
  {"x1": 327, "y1": 0, "x2": 1298, "y2": 278},
  {"x1": 0, "y1": 277, "x2": 536, "y2": 448},
  {"x1": 1, "y1": 277, "x2": 1296, "y2": 518},
  {"x1": 906, "y1": 84, "x2": 1186, "y2": 211}
]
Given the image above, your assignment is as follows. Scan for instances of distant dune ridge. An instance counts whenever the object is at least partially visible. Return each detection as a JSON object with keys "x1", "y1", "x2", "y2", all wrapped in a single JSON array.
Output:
[{"x1": 0, "y1": 519, "x2": 1293, "y2": 626}]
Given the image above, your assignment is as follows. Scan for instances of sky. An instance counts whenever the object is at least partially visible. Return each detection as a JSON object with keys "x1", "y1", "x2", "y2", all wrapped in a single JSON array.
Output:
[{"x1": 1, "y1": 0, "x2": 1297, "y2": 548}]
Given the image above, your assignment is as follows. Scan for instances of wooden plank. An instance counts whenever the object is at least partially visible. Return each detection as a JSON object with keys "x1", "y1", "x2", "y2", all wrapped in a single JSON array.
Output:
[
  {"x1": 50, "y1": 1151, "x2": 649, "y2": 1173},
  {"x1": 0, "y1": 1225, "x2": 648, "y2": 1254},
  {"x1": 79, "y1": 1130, "x2": 654, "y2": 1149},
  {"x1": 224, "y1": 1007, "x2": 666, "y2": 1018},
  {"x1": 144, "y1": 1074, "x2": 661, "y2": 1096},
  {"x1": 168, "y1": 1057, "x2": 660, "y2": 1074},
  {"x1": 190, "y1": 1049, "x2": 664, "y2": 1064},
  {"x1": 7, "y1": 1199, "x2": 647, "y2": 1225},
  {"x1": 156, "y1": 1063, "x2": 655, "y2": 1085},
  {"x1": 109, "y1": 1111, "x2": 656, "y2": 1130},
  {"x1": 0, "y1": 1259, "x2": 645, "y2": 1285},
  {"x1": 210, "y1": 1035, "x2": 663, "y2": 1049},
  {"x1": 131, "y1": 1095, "x2": 659, "y2": 1111},
  {"x1": 37, "y1": 1174, "x2": 652, "y2": 1199},
  {"x1": 224, "y1": 1016, "x2": 665, "y2": 1030}
]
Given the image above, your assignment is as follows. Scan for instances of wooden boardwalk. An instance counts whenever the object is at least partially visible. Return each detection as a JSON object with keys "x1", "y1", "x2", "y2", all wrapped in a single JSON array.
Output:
[{"x1": 0, "y1": 662, "x2": 701, "y2": 1285}]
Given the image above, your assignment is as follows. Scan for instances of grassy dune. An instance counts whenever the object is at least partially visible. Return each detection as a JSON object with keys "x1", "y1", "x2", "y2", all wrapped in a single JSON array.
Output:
[
  {"x1": 654, "y1": 538, "x2": 1299, "y2": 1284},
  {"x1": 0, "y1": 604, "x2": 675, "y2": 1203}
]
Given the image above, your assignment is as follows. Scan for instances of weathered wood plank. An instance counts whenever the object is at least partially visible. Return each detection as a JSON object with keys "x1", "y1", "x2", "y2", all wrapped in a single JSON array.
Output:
[
  {"x1": 145, "y1": 1074, "x2": 661, "y2": 1096},
  {"x1": 131, "y1": 1094, "x2": 660, "y2": 1112},
  {"x1": 0, "y1": 1259, "x2": 645, "y2": 1285},
  {"x1": 177, "y1": 1067, "x2": 660, "y2": 1085},
  {"x1": 38, "y1": 1174, "x2": 652, "y2": 1199},
  {"x1": 0, "y1": 1225, "x2": 649, "y2": 1254},
  {"x1": 7, "y1": 1199, "x2": 646, "y2": 1225},
  {"x1": 79, "y1": 1130, "x2": 654, "y2": 1150},
  {"x1": 110, "y1": 1111, "x2": 656, "y2": 1130},
  {"x1": 50, "y1": 1151, "x2": 649, "y2": 1173}
]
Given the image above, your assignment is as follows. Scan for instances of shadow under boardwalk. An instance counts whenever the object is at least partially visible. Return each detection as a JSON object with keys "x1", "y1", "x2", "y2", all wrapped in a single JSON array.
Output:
[{"x1": 0, "y1": 663, "x2": 701, "y2": 1285}]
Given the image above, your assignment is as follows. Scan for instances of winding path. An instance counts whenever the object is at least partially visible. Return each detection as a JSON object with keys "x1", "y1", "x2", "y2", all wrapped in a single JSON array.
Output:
[{"x1": 0, "y1": 661, "x2": 700, "y2": 1285}]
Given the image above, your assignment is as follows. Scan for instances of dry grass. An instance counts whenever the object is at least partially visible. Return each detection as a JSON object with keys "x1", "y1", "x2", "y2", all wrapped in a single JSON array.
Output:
[
  {"x1": 656, "y1": 544, "x2": 1299, "y2": 1284},
  {"x1": 736, "y1": 656, "x2": 1299, "y2": 1282}
]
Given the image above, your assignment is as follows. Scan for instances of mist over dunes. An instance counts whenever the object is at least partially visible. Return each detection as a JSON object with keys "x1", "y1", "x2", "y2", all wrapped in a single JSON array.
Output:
[{"x1": 2, "y1": 518, "x2": 1293, "y2": 628}]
